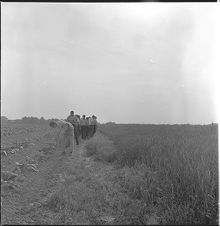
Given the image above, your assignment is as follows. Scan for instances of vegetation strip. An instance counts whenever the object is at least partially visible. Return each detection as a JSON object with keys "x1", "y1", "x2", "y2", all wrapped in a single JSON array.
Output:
[{"x1": 1, "y1": 121, "x2": 218, "y2": 225}]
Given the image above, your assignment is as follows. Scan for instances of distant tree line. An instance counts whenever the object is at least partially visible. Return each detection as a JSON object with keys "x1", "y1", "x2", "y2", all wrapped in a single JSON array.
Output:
[
  {"x1": 21, "y1": 116, "x2": 47, "y2": 123},
  {"x1": 1, "y1": 116, "x2": 52, "y2": 124}
]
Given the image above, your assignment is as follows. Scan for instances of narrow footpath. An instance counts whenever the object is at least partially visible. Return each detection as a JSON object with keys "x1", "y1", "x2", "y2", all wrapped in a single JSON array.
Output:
[{"x1": 1, "y1": 134, "x2": 117, "y2": 225}]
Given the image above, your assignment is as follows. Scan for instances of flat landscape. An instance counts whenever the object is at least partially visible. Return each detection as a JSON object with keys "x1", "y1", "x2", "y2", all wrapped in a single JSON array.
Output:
[
  {"x1": 2, "y1": 3, "x2": 218, "y2": 225},
  {"x1": 1, "y1": 120, "x2": 218, "y2": 225}
]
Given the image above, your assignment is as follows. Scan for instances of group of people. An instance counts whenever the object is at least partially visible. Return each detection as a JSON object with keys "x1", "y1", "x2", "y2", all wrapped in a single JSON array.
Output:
[
  {"x1": 67, "y1": 111, "x2": 98, "y2": 145},
  {"x1": 49, "y1": 111, "x2": 98, "y2": 155}
]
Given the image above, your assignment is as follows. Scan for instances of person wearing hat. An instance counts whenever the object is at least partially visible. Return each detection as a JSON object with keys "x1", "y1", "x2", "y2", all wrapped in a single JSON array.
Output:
[{"x1": 49, "y1": 119, "x2": 74, "y2": 155}]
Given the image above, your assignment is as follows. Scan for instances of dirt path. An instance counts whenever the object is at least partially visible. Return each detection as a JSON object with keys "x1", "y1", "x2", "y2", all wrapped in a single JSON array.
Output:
[{"x1": 1, "y1": 134, "x2": 117, "y2": 225}]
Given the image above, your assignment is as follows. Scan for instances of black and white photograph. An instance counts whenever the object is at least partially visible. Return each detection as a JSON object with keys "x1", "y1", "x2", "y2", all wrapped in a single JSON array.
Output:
[{"x1": 1, "y1": 2, "x2": 219, "y2": 225}]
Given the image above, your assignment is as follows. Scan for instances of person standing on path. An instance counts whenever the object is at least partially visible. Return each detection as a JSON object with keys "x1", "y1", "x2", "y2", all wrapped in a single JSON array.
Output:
[
  {"x1": 80, "y1": 115, "x2": 87, "y2": 140},
  {"x1": 49, "y1": 119, "x2": 74, "y2": 155},
  {"x1": 75, "y1": 114, "x2": 81, "y2": 139},
  {"x1": 85, "y1": 117, "x2": 90, "y2": 139},
  {"x1": 91, "y1": 115, "x2": 98, "y2": 136},
  {"x1": 88, "y1": 117, "x2": 93, "y2": 139},
  {"x1": 67, "y1": 111, "x2": 79, "y2": 145}
]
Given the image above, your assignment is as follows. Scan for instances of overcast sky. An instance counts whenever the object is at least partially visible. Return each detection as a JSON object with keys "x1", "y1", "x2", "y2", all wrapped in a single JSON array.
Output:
[{"x1": 1, "y1": 3, "x2": 219, "y2": 123}]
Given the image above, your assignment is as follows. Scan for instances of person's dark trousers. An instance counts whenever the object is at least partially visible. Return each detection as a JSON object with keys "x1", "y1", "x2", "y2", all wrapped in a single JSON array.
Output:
[
  {"x1": 81, "y1": 126, "x2": 86, "y2": 140},
  {"x1": 78, "y1": 125, "x2": 81, "y2": 137},
  {"x1": 89, "y1": 125, "x2": 93, "y2": 138},
  {"x1": 91, "y1": 125, "x2": 95, "y2": 137},
  {"x1": 93, "y1": 125, "x2": 97, "y2": 136},
  {"x1": 86, "y1": 126, "x2": 90, "y2": 139},
  {"x1": 77, "y1": 124, "x2": 81, "y2": 142},
  {"x1": 73, "y1": 125, "x2": 79, "y2": 145}
]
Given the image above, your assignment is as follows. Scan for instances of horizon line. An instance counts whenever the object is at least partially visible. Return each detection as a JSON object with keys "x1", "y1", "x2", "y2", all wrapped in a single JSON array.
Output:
[{"x1": 1, "y1": 117, "x2": 218, "y2": 126}]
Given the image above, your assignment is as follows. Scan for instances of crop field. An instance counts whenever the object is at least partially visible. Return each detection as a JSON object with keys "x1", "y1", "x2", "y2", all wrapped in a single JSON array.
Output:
[
  {"x1": 1, "y1": 120, "x2": 218, "y2": 225},
  {"x1": 98, "y1": 123, "x2": 218, "y2": 225},
  {"x1": 1, "y1": 121, "x2": 55, "y2": 173}
]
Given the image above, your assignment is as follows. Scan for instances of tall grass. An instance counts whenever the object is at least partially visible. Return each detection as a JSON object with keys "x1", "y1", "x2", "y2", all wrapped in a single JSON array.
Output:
[
  {"x1": 98, "y1": 123, "x2": 218, "y2": 225},
  {"x1": 84, "y1": 133, "x2": 117, "y2": 163}
]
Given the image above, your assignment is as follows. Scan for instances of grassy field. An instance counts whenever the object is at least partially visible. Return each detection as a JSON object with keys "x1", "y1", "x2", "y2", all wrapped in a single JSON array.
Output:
[
  {"x1": 93, "y1": 123, "x2": 218, "y2": 225},
  {"x1": 1, "y1": 120, "x2": 218, "y2": 225}
]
